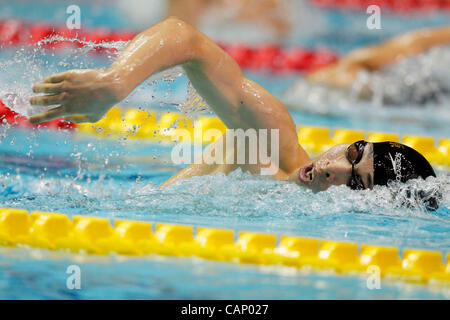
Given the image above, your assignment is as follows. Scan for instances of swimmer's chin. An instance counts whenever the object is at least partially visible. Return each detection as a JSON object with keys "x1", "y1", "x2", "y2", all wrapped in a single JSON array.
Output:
[{"x1": 288, "y1": 168, "x2": 307, "y2": 187}]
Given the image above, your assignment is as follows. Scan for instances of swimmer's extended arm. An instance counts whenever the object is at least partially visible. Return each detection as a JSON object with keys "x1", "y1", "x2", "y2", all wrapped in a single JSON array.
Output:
[
  {"x1": 308, "y1": 25, "x2": 450, "y2": 88},
  {"x1": 30, "y1": 16, "x2": 308, "y2": 172}
]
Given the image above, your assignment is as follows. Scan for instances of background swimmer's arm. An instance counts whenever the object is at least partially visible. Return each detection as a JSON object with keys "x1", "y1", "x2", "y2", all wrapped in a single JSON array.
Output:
[
  {"x1": 344, "y1": 25, "x2": 450, "y2": 71},
  {"x1": 308, "y1": 26, "x2": 450, "y2": 88},
  {"x1": 30, "y1": 16, "x2": 308, "y2": 172}
]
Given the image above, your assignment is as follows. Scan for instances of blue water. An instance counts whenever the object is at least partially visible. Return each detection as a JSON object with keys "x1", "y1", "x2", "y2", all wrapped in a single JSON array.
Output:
[
  {"x1": 0, "y1": 128, "x2": 448, "y2": 299},
  {"x1": 0, "y1": 0, "x2": 449, "y2": 299},
  {"x1": 1, "y1": 246, "x2": 448, "y2": 299}
]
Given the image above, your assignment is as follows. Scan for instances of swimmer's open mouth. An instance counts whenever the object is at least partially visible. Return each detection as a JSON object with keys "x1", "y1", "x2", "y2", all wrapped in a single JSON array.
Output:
[{"x1": 299, "y1": 163, "x2": 314, "y2": 184}]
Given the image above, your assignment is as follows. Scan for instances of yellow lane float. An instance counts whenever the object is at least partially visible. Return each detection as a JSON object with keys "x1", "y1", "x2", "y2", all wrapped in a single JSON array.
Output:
[
  {"x1": 0, "y1": 208, "x2": 448, "y2": 286},
  {"x1": 75, "y1": 108, "x2": 450, "y2": 167}
]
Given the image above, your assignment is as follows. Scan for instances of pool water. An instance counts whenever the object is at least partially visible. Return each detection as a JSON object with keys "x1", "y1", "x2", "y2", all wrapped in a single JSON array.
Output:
[
  {"x1": 1, "y1": 246, "x2": 448, "y2": 300},
  {"x1": 0, "y1": 0, "x2": 449, "y2": 299},
  {"x1": 0, "y1": 127, "x2": 448, "y2": 299}
]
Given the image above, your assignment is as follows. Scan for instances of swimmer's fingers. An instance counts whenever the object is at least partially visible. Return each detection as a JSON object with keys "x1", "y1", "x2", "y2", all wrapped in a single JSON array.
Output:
[
  {"x1": 43, "y1": 72, "x2": 71, "y2": 83},
  {"x1": 63, "y1": 114, "x2": 92, "y2": 124},
  {"x1": 29, "y1": 93, "x2": 68, "y2": 106},
  {"x1": 32, "y1": 82, "x2": 65, "y2": 94},
  {"x1": 29, "y1": 105, "x2": 68, "y2": 124}
]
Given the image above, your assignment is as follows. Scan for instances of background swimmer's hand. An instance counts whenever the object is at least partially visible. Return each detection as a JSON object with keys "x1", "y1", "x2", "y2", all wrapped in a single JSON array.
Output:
[{"x1": 29, "y1": 69, "x2": 124, "y2": 124}]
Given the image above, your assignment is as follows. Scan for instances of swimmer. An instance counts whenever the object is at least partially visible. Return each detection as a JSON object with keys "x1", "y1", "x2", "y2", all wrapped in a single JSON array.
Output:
[
  {"x1": 28, "y1": 17, "x2": 438, "y2": 208},
  {"x1": 306, "y1": 25, "x2": 450, "y2": 102}
]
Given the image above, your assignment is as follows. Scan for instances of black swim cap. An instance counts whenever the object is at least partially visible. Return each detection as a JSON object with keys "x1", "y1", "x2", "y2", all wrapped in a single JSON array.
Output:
[
  {"x1": 372, "y1": 141, "x2": 436, "y2": 186},
  {"x1": 372, "y1": 141, "x2": 439, "y2": 211}
]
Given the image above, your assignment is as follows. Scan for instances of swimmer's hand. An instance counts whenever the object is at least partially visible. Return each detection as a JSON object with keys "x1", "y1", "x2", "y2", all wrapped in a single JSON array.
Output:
[{"x1": 29, "y1": 69, "x2": 124, "y2": 124}]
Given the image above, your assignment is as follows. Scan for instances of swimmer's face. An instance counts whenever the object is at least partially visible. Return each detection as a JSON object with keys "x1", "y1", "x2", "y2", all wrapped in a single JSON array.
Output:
[{"x1": 289, "y1": 142, "x2": 374, "y2": 193}]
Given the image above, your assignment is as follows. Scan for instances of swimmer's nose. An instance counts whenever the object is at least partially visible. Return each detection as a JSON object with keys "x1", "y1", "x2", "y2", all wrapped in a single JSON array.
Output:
[{"x1": 316, "y1": 161, "x2": 336, "y2": 183}]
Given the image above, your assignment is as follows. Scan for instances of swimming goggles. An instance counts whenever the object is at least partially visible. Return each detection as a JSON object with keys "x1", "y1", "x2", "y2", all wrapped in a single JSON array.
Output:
[{"x1": 346, "y1": 140, "x2": 367, "y2": 190}]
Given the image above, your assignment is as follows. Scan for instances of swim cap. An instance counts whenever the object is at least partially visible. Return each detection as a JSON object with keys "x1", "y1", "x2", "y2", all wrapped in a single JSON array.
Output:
[
  {"x1": 372, "y1": 141, "x2": 436, "y2": 186},
  {"x1": 372, "y1": 141, "x2": 439, "y2": 211}
]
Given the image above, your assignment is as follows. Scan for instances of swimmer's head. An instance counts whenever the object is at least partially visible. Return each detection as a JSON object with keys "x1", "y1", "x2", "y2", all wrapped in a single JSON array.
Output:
[
  {"x1": 289, "y1": 140, "x2": 436, "y2": 195},
  {"x1": 371, "y1": 141, "x2": 436, "y2": 186}
]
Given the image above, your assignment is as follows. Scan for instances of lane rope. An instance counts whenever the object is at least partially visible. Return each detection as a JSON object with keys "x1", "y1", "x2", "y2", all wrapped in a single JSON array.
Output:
[
  {"x1": 0, "y1": 98, "x2": 75, "y2": 130},
  {"x1": 0, "y1": 208, "x2": 448, "y2": 286},
  {"x1": 1, "y1": 101, "x2": 448, "y2": 167},
  {"x1": 75, "y1": 106, "x2": 450, "y2": 167},
  {"x1": 0, "y1": 19, "x2": 338, "y2": 73}
]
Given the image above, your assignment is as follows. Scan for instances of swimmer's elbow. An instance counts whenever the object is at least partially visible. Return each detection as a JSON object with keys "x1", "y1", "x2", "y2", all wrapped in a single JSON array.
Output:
[
  {"x1": 160, "y1": 16, "x2": 202, "y2": 59},
  {"x1": 162, "y1": 16, "x2": 187, "y2": 29},
  {"x1": 161, "y1": 16, "x2": 198, "y2": 41}
]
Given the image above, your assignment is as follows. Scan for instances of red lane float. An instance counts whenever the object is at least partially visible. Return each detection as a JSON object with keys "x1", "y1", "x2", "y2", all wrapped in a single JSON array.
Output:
[
  {"x1": 0, "y1": 99, "x2": 76, "y2": 131},
  {"x1": 310, "y1": 0, "x2": 450, "y2": 13},
  {"x1": 0, "y1": 18, "x2": 340, "y2": 131},
  {"x1": 0, "y1": 20, "x2": 340, "y2": 129},
  {"x1": 0, "y1": 19, "x2": 339, "y2": 73},
  {"x1": 223, "y1": 43, "x2": 338, "y2": 72}
]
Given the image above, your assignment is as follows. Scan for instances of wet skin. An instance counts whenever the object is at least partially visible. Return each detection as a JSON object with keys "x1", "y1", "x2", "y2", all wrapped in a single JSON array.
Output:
[
  {"x1": 289, "y1": 142, "x2": 375, "y2": 193},
  {"x1": 29, "y1": 16, "x2": 376, "y2": 190}
]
